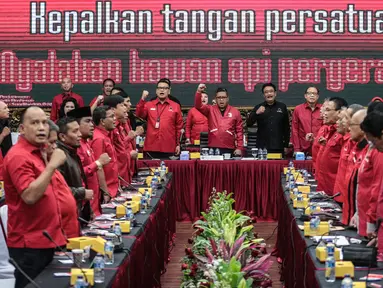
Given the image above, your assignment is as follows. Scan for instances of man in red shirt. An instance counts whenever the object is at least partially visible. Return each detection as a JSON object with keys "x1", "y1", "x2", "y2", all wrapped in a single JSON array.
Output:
[
  {"x1": 291, "y1": 86, "x2": 322, "y2": 156},
  {"x1": 104, "y1": 95, "x2": 133, "y2": 183},
  {"x1": 67, "y1": 107, "x2": 111, "y2": 215},
  {"x1": 317, "y1": 97, "x2": 348, "y2": 196},
  {"x1": 312, "y1": 99, "x2": 329, "y2": 175},
  {"x1": 186, "y1": 92, "x2": 208, "y2": 145},
  {"x1": 136, "y1": 78, "x2": 183, "y2": 159},
  {"x1": 3, "y1": 107, "x2": 67, "y2": 287},
  {"x1": 90, "y1": 78, "x2": 116, "y2": 111},
  {"x1": 50, "y1": 77, "x2": 84, "y2": 122},
  {"x1": 46, "y1": 120, "x2": 79, "y2": 239},
  {"x1": 91, "y1": 106, "x2": 119, "y2": 197},
  {"x1": 195, "y1": 84, "x2": 243, "y2": 156}
]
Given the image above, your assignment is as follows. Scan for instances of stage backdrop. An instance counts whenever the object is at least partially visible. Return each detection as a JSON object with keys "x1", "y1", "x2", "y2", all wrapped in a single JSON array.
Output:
[{"x1": 1, "y1": 0, "x2": 383, "y2": 108}]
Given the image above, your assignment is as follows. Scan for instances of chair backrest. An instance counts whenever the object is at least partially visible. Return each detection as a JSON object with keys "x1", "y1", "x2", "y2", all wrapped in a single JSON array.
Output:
[
  {"x1": 199, "y1": 132, "x2": 209, "y2": 149},
  {"x1": 0, "y1": 205, "x2": 15, "y2": 283},
  {"x1": 246, "y1": 132, "x2": 257, "y2": 157}
]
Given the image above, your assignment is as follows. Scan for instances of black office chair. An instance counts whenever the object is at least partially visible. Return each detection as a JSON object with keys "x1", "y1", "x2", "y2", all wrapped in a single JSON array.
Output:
[
  {"x1": 246, "y1": 132, "x2": 257, "y2": 157},
  {"x1": 199, "y1": 132, "x2": 209, "y2": 149}
]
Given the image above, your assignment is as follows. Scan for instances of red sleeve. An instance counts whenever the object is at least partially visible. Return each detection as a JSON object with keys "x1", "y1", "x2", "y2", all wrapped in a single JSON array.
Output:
[
  {"x1": 176, "y1": 106, "x2": 184, "y2": 146},
  {"x1": 91, "y1": 138, "x2": 105, "y2": 159},
  {"x1": 136, "y1": 99, "x2": 148, "y2": 119},
  {"x1": 235, "y1": 111, "x2": 244, "y2": 149},
  {"x1": 291, "y1": 107, "x2": 301, "y2": 152},
  {"x1": 77, "y1": 96, "x2": 84, "y2": 107},
  {"x1": 77, "y1": 149, "x2": 98, "y2": 178},
  {"x1": 0, "y1": 152, "x2": 3, "y2": 181},
  {"x1": 50, "y1": 97, "x2": 58, "y2": 122},
  {"x1": 6, "y1": 154, "x2": 38, "y2": 195},
  {"x1": 185, "y1": 109, "x2": 193, "y2": 139},
  {"x1": 367, "y1": 152, "x2": 383, "y2": 223},
  {"x1": 194, "y1": 92, "x2": 210, "y2": 116},
  {"x1": 89, "y1": 97, "x2": 97, "y2": 107}
]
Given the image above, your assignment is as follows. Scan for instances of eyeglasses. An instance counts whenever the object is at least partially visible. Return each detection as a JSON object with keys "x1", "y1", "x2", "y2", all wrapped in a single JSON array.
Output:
[
  {"x1": 216, "y1": 96, "x2": 228, "y2": 100},
  {"x1": 157, "y1": 86, "x2": 170, "y2": 90}
]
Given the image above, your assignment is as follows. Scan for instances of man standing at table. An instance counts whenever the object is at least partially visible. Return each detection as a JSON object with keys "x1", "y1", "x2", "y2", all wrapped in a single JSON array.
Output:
[
  {"x1": 3, "y1": 107, "x2": 67, "y2": 288},
  {"x1": 291, "y1": 86, "x2": 322, "y2": 156},
  {"x1": 195, "y1": 84, "x2": 243, "y2": 155},
  {"x1": 56, "y1": 117, "x2": 94, "y2": 223},
  {"x1": 247, "y1": 83, "x2": 290, "y2": 156},
  {"x1": 50, "y1": 77, "x2": 84, "y2": 122},
  {"x1": 92, "y1": 106, "x2": 120, "y2": 198},
  {"x1": 136, "y1": 78, "x2": 183, "y2": 159},
  {"x1": 317, "y1": 97, "x2": 348, "y2": 196},
  {"x1": 67, "y1": 107, "x2": 111, "y2": 215}
]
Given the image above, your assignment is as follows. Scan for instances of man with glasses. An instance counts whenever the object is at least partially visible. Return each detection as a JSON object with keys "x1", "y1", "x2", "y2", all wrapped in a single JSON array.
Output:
[
  {"x1": 91, "y1": 106, "x2": 119, "y2": 198},
  {"x1": 247, "y1": 83, "x2": 290, "y2": 156},
  {"x1": 194, "y1": 84, "x2": 243, "y2": 156},
  {"x1": 291, "y1": 86, "x2": 322, "y2": 156},
  {"x1": 136, "y1": 78, "x2": 183, "y2": 159},
  {"x1": 316, "y1": 97, "x2": 348, "y2": 197},
  {"x1": 68, "y1": 107, "x2": 111, "y2": 216}
]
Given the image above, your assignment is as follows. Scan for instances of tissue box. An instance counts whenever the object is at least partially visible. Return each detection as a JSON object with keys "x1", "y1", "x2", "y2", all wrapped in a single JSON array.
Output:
[
  {"x1": 298, "y1": 186, "x2": 311, "y2": 193},
  {"x1": 70, "y1": 269, "x2": 94, "y2": 286},
  {"x1": 194, "y1": 140, "x2": 200, "y2": 145},
  {"x1": 295, "y1": 152, "x2": 305, "y2": 160},
  {"x1": 113, "y1": 221, "x2": 130, "y2": 233},
  {"x1": 335, "y1": 261, "x2": 354, "y2": 278},
  {"x1": 293, "y1": 198, "x2": 309, "y2": 208},
  {"x1": 316, "y1": 246, "x2": 341, "y2": 262},
  {"x1": 303, "y1": 221, "x2": 330, "y2": 237}
]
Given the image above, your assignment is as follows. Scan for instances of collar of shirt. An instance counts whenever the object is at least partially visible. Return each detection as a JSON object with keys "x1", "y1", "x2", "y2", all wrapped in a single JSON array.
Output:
[
  {"x1": 357, "y1": 138, "x2": 368, "y2": 150},
  {"x1": 343, "y1": 133, "x2": 351, "y2": 141},
  {"x1": 263, "y1": 101, "x2": 277, "y2": 107},
  {"x1": 304, "y1": 102, "x2": 321, "y2": 110},
  {"x1": 154, "y1": 98, "x2": 169, "y2": 105},
  {"x1": 80, "y1": 138, "x2": 90, "y2": 145},
  {"x1": 95, "y1": 126, "x2": 110, "y2": 137},
  {"x1": 57, "y1": 141, "x2": 78, "y2": 156},
  {"x1": 61, "y1": 91, "x2": 73, "y2": 98},
  {"x1": 17, "y1": 136, "x2": 44, "y2": 154}
]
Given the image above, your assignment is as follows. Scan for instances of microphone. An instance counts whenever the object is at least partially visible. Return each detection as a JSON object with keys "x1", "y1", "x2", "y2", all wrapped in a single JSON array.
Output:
[
  {"x1": 142, "y1": 161, "x2": 158, "y2": 174},
  {"x1": 179, "y1": 129, "x2": 185, "y2": 145},
  {"x1": 8, "y1": 258, "x2": 42, "y2": 288},
  {"x1": 78, "y1": 217, "x2": 126, "y2": 243},
  {"x1": 118, "y1": 176, "x2": 139, "y2": 192},
  {"x1": 42, "y1": 230, "x2": 89, "y2": 284},
  {"x1": 145, "y1": 152, "x2": 160, "y2": 160}
]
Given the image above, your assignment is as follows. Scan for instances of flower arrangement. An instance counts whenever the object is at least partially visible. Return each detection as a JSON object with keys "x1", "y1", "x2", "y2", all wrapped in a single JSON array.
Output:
[{"x1": 180, "y1": 189, "x2": 273, "y2": 288}]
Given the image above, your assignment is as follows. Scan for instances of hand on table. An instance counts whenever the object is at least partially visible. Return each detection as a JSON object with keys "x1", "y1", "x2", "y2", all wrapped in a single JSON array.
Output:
[
  {"x1": 175, "y1": 145, "x2": 180, "y2": 155},
  {"x1": 185, "y1": 139, "x2": 191, "y2": 145}
]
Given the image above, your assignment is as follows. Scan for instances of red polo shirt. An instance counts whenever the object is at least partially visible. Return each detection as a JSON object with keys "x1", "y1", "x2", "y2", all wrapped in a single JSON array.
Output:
[
  {"x1": 3, "y1": 136, "x2": 66, "y2": 248},
  {"x1": 111, "y1": 121, "x2": 131, "y2": 183},
  {"x1": 54, "y1": 172, "x2": 79, "y2": 238},
  {"x1": 185, "y1": 107, "x2": 208, "y2": 142},
  {"x1": 91, "y1": 127, "x2": 119, "y2": 197},
  {"x1": 124, "y1": 120, "x2": 136, "y2": 178},
  {"x1": 136, "y1": 98, "x2": 183, "y2": 153},
  {"x1": 312, "y1": 125, "x2": 328, "y2": 175},
  {"x1": 0, "y1": 152, "x2": 3, "y2": 180},
  {"x1": 78, "y1": 139, "x2": 101, "y2": 216},
  {"x1": 291, "y1": 103, "x2": 322, "y2": 154},
  {"x1": 50, "y1": 92, "x2": 84, "y2": 122},
  {"x1": 317, "y1": 129, "x2": 343, "y2": 196},
  {"x1": 357, "y1": 147, "x2": 383, "y2": 236}
]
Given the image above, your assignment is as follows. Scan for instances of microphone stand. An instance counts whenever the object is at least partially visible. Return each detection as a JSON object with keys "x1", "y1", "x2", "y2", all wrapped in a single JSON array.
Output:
[
  {"x1": 8, "y1": 258, "x2": 42, "y2": 288},
  {"x1": 42, "y1": 231, "x2": 89, "y2": 285}
]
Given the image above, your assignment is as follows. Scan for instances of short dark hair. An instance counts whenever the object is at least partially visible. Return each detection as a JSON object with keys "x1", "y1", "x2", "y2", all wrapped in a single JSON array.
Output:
[
  {"x1": 59, "y1": 97, "x2": 79, "y2": 119},
  {"x1": 103, "y1": 78, "x2": 115, "y2": 86},
  {"x1": 361, "y1": 111, "x2": 383, "y2": 138},
  {"x1": 329, "y1": 97, "x2": 348, "y2": 111},
  {"x1": 367, "y1": 102, "x2": 383, "y2": 114},
  {"x1": 47, "y1": 119, "x2": 59, "y2": 133},
  {"x1": 93, "y1": 106, "x2": 112, "y2": 126},
  {"x1": 56, "y1": 116, "x2": 77, "y2": 135},
  {"x1": 216, "y1": 87, "x2": 228, "y2": 95},
  {"x1": 157, "y1": 78, "x2": 171, "y2": 87},
  {"x1": 103, "y1": 95, "x2": 124, "y2": 108},
  {"x1": 111, "y1": 87, "x2": 128, "y2": 98},
  {"x1": 305, "y1": 86, "x2": 320, "y2": 94},
  {"x1": 20, "y1": 106, "x2": 42, "y2": 124},
  {"x1": 262, "y1": 83, "x2": 277, "y2": 93}
]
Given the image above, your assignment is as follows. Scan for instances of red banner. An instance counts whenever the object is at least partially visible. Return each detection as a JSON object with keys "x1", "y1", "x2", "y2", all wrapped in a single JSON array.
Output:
[{"x1": 2, "y1": 0, "x2": 383, "y2": 50}]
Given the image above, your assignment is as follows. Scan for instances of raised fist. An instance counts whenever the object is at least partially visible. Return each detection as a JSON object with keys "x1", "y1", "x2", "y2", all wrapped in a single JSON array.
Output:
[
  {"x1": 141, "y1": 90, "x2": 149, "y2": 100},
  {"x1": 197, "y1": 84, "x2": 206, "y2": 93}
]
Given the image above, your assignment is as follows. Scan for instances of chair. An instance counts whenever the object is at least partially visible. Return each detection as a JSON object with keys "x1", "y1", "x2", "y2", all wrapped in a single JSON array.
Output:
[
  {"x1": 246, "y1": 132, "x2": 257, "y2": 157},
  {"x1": 0, "y1": 205, "x2": 16, "y2": 287},
  {"x1": 199, "y1": 132, "x2": 209, "y2": 149}
]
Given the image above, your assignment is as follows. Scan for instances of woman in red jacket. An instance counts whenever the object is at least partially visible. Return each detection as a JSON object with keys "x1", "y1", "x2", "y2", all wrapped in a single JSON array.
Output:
[{"x1": 185, "y1": 92, "x2": 208, "y2": 145}]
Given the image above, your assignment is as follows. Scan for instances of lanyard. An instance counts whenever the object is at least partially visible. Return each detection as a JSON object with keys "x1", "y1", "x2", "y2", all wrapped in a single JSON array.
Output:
[{"x1": 156, "y1": 102, "x2": 168, "y2": 122}]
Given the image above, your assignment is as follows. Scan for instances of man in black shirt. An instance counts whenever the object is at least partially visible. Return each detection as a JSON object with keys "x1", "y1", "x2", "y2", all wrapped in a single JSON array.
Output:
[
  {"x1": 0, "y1": 101, "x2": 12, "y2": 157},
  {"x1": 247, "y1": 83, "x2": 290, "y2": 155}
]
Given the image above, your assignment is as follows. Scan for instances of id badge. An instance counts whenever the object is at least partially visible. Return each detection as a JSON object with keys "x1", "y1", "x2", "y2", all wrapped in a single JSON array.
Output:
[{"x1": 155, "y1": 121, "x2": 160, "y2": 129}]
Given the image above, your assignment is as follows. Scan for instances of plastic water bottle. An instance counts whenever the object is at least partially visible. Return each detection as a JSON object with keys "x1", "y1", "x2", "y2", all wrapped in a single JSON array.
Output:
[
  {"x1": 326, "y1": 240, "x2": 335, "y2": 257},
  {"x1": 263, "y1": 148, "x2": 268, "y2": 160},
  {"x1": 315, "y1": 216, "x2": 321, "y2": 228},
  {"x1": 310, "y1": 217, "x2": 318, "y2": 231},
  {"x1": 304, "y1": 171, "x2": 309, "y2": 185},
  {"x1": 113, "y1": 223, "x2": 122, "y2": 237},
  {"x1": 215, "y1": 148, "x2": 220, "y2": 155},
  {"x1": 94, "y1": 254, "x2": 105, "y2": 283},
  {"x1": 125, "y1": 207, "x2": 133, "y2": 221},
  {"x1": 289, "y1": 160, "x2": 294, "y2": 168},
  {"x1": 297, "y1": 193, "x2": 303, "y2": 202},
  {"x1": 145, "y1": 190, "x2": 151, "y2": 206},
  {"x1": 208, "y1": 148, "x2": 214, "y2": 155},
  {"x1": 154, "y1": 168, "x2": 160, "y2": 177},
  {"x1": 150, "y1": 181, "x2": 157, "y2": 197},
  {"x1": 104, "y1": 240, "x2": 115, "y2": 265},
  {"x1": 289, "y1": 175, "x2": 295, "y2": 190},
  {"x1": 74, "y1": 275, "x2": 87, "y2": 288},
  {"x1": 160, "y1": 161, "x2": 166, "y2": 169},
  {"x1": 325, "y1": 255, "x2": 336, "y2": 282},
  {"x1": 140, "y1": 196, "x2": 147, "y2": 214},
  {"x1": 341, "y1": 274, "x2": 353, "y2": 287}
]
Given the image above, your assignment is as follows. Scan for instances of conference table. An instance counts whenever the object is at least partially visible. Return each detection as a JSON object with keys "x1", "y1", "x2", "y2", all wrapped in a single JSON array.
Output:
[
  {"x1": 26, "y1": 173, "x2": 176, "y2": 288},
  {"x1": 276, "y1": 175, "x2": 383, "y2": 287},
  {"x1": 137, "y1": 159, "x2": 313, "y2": 221}
]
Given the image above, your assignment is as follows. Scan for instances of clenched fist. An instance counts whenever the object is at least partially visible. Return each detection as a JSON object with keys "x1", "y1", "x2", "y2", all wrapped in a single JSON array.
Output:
[
  {"x1": 98, "y1": 153, "x2": 111, "y2": 166},
  {"x1": 141, "y1": 90, "x2": 149, "y2": 100},
  {"x1": 197, "y1": 84, "x2": 206, "y2": 93},
  {"x1": 85, "y1": 189, "x2": 94, "y2": 200},
  {"x1": 256, "y1": 106, "x2": 265, "y2": 115},
  {"x1": 48, "y1": 149, "x2": 67, "y2": 169},
  {"x1": 1, "y1": 127, "x2": 10, "y2": 137},
  {"x1": 96, "y1": 95, "x2": 104, "y2": 105}
]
